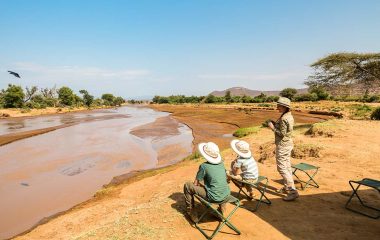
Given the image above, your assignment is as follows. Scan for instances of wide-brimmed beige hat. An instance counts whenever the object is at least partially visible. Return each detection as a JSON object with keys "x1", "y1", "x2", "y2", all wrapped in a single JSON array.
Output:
[
  {"x1": 230, "y1": 139, "x2": 252, "y2": 159},
  {"x1": 198, "y1": 142, "x2": 222, "y2": 164},
  {"x1": 277, "y1": 97, "x2": 291, "y2": 109}
]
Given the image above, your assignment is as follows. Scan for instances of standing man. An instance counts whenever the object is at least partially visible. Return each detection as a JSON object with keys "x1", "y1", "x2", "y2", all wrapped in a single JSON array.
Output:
[
  {"x1": 267, "y1": 97, "x2": 299, "y2": 201},
  {"x1": 183, "y1": 142, "x2": 230, "y2": 222}
]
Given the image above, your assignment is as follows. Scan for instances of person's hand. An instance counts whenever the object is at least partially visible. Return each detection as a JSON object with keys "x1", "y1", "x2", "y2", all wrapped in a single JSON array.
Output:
[{"x1": 268, "y1": 121, "x2": 275, "y2": 130}]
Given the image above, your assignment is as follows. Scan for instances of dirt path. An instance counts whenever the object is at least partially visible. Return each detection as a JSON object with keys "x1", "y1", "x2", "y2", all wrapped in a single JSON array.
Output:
[{"x1": 14, "y1": 119, "x2": 380, "y2": 240}]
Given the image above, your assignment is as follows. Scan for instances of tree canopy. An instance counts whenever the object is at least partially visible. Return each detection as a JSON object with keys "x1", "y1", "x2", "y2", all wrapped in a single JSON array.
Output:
[
  {"x1": 305, "y1": 52, "x2": 380, "y2": 94},
  {"x1": 279, "y1": 88, "x2": 297, "y2": 100}
]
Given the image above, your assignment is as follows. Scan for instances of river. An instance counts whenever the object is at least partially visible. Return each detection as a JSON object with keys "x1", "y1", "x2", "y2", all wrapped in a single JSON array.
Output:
[{"x1": 0, "y1": 106, "x2": 193, "y2": 239}]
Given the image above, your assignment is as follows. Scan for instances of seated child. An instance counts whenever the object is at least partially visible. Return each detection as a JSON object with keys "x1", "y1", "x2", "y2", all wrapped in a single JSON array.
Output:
[{"x1": 226, "y1": 140, "x2": 259, "y2": 198}]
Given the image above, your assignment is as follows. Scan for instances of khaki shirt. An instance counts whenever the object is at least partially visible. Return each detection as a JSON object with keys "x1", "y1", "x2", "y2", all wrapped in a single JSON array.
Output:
[{"x1": 273, "y1": 112, "x2": 294, "y2": 146}]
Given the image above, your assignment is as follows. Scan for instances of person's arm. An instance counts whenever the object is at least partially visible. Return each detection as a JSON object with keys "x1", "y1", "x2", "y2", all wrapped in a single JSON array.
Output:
[
  {"x1": 232, "y1": 160, "x2": 242, "y2": 176},
  {"x1": 270, "y1": 119, "x2": 288, "y2": 138},
  {"x1": 195, "y1": 164, "x2": 205, "y2": 187}
]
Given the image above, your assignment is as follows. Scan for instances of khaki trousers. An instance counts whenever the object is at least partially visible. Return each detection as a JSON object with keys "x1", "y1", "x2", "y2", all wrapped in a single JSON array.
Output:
[
  {"x1": 276, "y1": 144, "x2": 295, "y2": 190},
  {"x1": 183, "y1": 181, "x2": 207, "y2": 209}
]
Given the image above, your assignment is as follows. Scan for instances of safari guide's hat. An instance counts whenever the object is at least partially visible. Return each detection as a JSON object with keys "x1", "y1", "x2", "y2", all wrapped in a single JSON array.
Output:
[
  {"x1": 230, "y1": 139, "x2": 252, "y2": 159},
  {"x1": 198, "y1": 142, "x2": 222, "y2": 164},
  {"x1": 277, "y1": 97, "x2": 291, "y2": 109}
]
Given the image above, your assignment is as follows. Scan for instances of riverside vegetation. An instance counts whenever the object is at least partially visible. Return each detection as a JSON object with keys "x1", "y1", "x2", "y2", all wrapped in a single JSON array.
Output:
[{"x1": 0, "y1": 85, "x2": 125, "y2": 116}]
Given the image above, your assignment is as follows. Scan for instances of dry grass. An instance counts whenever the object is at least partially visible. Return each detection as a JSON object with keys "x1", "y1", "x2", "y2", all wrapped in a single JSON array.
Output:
[{"x1": 306, "y1": 121, "x2": 339, "y2": 137}]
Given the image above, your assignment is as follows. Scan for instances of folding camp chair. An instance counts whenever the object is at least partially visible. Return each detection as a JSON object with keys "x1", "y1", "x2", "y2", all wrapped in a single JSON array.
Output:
[
  {"x1": 232, "y1": 175, "x2": 271, "y2": 211},
  {"x1": 345, "y1": 178, "x2": 380, "y2": 219},
  {"x1": 193, "y1": 194, "x2": 241, "y2": 240},
  {"x1": 292, "y1": 162, "x2": 320, "y2": 190}
]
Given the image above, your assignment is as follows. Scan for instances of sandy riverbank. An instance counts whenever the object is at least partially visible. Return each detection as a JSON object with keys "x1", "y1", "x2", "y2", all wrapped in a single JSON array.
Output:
[
  {"x1": 11, "y1": 103, "x2": 380, "y2": 240},
  {"x1": 150, "y1": 104, "x2": 331, "y2": 149},
  {"x1": 13, "y1": 117, "x2": 380, "y2": 240}
]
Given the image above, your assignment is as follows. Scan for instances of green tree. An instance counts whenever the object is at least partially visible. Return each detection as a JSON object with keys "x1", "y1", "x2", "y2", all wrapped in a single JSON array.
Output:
[
  {"x1": 113, "y1": 96, "x2": 125, "y2": 106},
  {"x1": 280, "y1": 88, "x2": 298, "y2": 100},
  {"x1": 204, "y1": 94, "x2": 217, "y2": 103},
  {"x1": 306, "y1": 52, "x2": 380, "y2": 94},
  {"x1": 79, "y1": 90, "x2": 94, "y2": 107},
  {"x1": 4, "y1": 84, "x2": 25, "y2": 108},
  {"x1": 101, "y1": 93, "x2": 115, "y2": 105},
  {"x1": 309, "y1": 86, "x2": 329, "y2": 100},
  {"x1": 58, "y1": 86, "x2": 76, "y2": 106},
  {"x1": 224, "y1": 90, "x2": 232, "y2": 103}
]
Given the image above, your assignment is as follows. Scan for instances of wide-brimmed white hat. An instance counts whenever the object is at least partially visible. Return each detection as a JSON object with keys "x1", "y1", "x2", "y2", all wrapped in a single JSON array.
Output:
[
  {"x1": 230, "y1": 139, "x2": 252, "y2": 159},
  {"x1": 198, "y1": 142, "x2": 222, "y2": 164},
  {"x1": 277, "y1": 97, "x2": 291, "y2": 109}
]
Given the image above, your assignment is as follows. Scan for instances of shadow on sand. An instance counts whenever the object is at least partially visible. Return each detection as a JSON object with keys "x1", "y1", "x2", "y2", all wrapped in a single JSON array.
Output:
[{"x1": 169, "y1": 186, "x2": 380, "y2": 240}]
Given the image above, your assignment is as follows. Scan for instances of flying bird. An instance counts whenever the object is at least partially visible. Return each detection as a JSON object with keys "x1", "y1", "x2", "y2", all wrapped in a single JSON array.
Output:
[{"x1": 8, "y1": 71, "x2": 21, "y2": 78}]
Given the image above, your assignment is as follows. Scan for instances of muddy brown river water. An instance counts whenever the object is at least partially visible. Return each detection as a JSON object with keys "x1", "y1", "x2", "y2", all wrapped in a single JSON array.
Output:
[{"x1": 0, "y1": 106, "x2": 193, "y2": 239}]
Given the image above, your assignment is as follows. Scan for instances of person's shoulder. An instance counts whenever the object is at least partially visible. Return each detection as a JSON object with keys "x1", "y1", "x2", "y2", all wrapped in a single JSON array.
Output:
[{"x1": 282, "y1": 112, "x2": 294, "y2": 121}]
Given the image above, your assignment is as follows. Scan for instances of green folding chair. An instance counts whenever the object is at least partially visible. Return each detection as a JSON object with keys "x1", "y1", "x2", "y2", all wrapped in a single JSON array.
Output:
[
  {"x1": 232, "y1": 175, "x2": 271, "y2": 211},
  {"x1": 345, "y1": 178, "x2": 380, "y2": 219},
  {"x1": 292, "y1": 162, "x2": 320, "y2": 190},
  {"x1": 193, "y1": 194, "x2": 241, "y2": 240}
]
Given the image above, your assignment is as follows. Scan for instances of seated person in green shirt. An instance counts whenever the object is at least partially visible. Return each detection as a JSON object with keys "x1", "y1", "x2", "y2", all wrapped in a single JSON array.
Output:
[{"x1": 183, "y1": 142, "x2": 230, "y2": 222}]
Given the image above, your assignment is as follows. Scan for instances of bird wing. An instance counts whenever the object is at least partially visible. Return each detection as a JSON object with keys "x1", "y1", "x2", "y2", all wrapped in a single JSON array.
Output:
[{"x1": 7, "y1": 70, "x2": 21, "y2": 78}]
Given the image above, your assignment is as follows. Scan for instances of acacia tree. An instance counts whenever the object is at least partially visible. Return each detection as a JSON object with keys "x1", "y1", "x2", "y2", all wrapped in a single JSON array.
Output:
[
  {"x1": 58, "y1": 86, "x2": 76, "y2": 106},
  {"x1": 305, "y1": 52, "x2": 380, "y2": 94},
  {"x1": 79, "y1": 89, "x2": 94, "y2": 107},
  {"x1": 280, "y1": 88, "x2": 297, "y2": 100}
]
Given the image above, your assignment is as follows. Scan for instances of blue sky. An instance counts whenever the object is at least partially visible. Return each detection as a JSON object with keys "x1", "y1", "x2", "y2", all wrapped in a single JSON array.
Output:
[{"x1": 1, "y1": 0, "x2": 379, "y2": 98}]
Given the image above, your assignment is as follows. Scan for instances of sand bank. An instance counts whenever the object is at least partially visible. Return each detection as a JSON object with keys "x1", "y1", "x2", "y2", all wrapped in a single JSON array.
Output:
[{"x1": 150, "y1": 104, "x2": 331, "y2": 149}]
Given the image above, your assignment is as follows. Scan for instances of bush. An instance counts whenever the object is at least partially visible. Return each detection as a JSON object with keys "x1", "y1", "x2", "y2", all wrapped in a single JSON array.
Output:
[
  {"x1": 294, "y1": 93, "x2": 318, "y2": 102},
  {"x1": 349, "y1": 104, "x2": 373, "y2": 119},
  {"x1": 233, "y1": 126, "x2": 261, "y2": 137},
  {"x1": 371, "y1": 107, "x2": 380, "y2": 120},
  {"x1": 3, "y1": 84, "x2": 25, "y2": 108},
  {"x1": 280, "y1": 88, "x2": 298, "y2": 100},
  {"x1": 306, "y1": 121, "x2": 337, "y2": 137}
]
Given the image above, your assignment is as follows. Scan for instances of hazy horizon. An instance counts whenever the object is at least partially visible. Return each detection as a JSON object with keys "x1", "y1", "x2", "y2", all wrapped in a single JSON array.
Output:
[{"x1": 1, "y1": 0, "x2": 380, "y2": 98}]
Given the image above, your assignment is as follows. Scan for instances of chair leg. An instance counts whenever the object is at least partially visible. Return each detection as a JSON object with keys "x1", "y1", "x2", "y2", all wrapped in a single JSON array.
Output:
[
  {"x1": 303, "y1": 169, "x2": 319, "y2": 189},
  {"x1": 194, "y1": 195, "x2": 241, "y2": 239},
  {"x1": 251, "y1": 178, "x2": 271, "y2": 211},
  {"x1": 345, "y1": 181, "x2": 380, "y2": 219},
  {"x1": 233, "y1": 179, "x2": 271, "y2": 212},
  {"x1": 293, "y1": 168, "x2": 319, "y2": 190}
]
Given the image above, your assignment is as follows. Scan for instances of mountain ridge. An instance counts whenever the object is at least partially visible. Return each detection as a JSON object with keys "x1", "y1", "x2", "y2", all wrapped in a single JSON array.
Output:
[{"x1": 210, "y1": 87, "x2": 308, "y2": 97}]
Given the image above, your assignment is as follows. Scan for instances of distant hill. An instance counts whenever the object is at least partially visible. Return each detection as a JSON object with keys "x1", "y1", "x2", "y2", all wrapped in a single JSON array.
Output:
[{"x1": 210, "y1": 87, "x2": 308, "y2": 97}]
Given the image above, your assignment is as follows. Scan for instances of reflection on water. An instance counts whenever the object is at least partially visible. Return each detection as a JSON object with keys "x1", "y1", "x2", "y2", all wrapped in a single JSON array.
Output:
[
  {"x1": 0, "y1": 110, "x2": 123, "y2": 135},
  {"x1": 0, "y1": 106, "x2": 193, "y2": 239}
]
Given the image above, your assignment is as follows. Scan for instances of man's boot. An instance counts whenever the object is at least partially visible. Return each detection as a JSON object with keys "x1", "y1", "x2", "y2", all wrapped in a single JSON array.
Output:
[{"x1": 283, "y1": 190, "x2": 299, "y2": 201}]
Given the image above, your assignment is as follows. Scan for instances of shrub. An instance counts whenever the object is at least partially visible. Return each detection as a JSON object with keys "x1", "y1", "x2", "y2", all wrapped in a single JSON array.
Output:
[
  {"x1": 349, "y1": 104, "x2": 373, "y2": 119},
  {"x1": 371, "y1": 107, "x2": 380, "y2": 120},
  {"x1": 233, "y1": 126, "x2": 261, "y2": 137},
  {"x1": 3, "y1": 84, "x2": 25, "y2": 108},
  {"x1": 306, "y1": 121, "x2": 337, "y2": 137}
]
